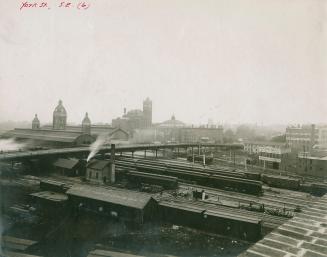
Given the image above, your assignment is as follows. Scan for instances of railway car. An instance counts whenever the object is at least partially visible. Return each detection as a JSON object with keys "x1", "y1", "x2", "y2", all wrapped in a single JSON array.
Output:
[
  {"x1": 261, "y1": 174, "x2": 300, "y2": 191},
  {"x1": 126, "y1": 171, "x2": 178, "y2": 189},
  {"x1": 244, "y1": 171, "x2": 261, "y2": 181},
  {"x1": 209, "y1": 175, "x2": 263, "y2": 195}
]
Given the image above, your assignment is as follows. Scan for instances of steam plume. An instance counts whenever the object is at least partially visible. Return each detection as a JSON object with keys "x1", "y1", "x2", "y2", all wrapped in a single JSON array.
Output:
[
  {"x1": 87, "y1": 134, "x2": 116, "y2": 162},
  {"x1": 0, "y1": 139, "x2": 25, "y2": 152}
]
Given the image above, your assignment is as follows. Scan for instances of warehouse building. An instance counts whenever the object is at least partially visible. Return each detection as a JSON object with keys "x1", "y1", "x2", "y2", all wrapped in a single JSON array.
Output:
[{"x1": 66, "y1": 185, "x2": 157, "y2": 224}]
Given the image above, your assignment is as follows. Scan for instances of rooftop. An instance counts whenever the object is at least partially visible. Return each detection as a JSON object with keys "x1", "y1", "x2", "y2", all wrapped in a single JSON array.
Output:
[
  {"x1": 66, "y1": 185, "x2": 155, "y2": 209},
  {"x1": 30, "y1": 191, "x2": 68, "y2": 202},
  {"x1": 2, "y1": 128, "x2": 92, "y2": 143},
  {"x1": 53, "y1": 158, "x2": 80, "y2": 169}
]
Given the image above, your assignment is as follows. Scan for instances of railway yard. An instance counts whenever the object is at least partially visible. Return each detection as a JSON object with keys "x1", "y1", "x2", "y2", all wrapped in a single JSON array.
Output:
[{"x1": 1, "y1": 153, "x2": 327, "y2": 257}]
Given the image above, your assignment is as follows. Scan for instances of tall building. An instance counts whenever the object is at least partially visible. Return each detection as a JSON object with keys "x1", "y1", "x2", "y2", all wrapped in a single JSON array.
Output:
[
  {"x1": 53, "y1": 100, "x2": 67, "y2": 130},
  {"x1": 143, "y1": 97, "x2": 152, "y2": 127}
]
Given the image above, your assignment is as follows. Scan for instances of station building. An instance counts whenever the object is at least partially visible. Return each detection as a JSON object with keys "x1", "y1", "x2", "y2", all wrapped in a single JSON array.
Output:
[
  {"x1": 155, "y1": 115, "x2": 224, "y2": 143},
  {"x1": 2, "y1": 100, "x2": 129, "y2": 147}
]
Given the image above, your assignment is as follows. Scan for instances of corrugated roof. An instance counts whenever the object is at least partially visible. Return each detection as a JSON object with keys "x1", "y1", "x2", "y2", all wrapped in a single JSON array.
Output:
[
  {"x1": 86, "y1": 160, "x2": 110, "y2": 170},
  {"x1": 53, "y1": 158, "x2": 79, "y2": 169},
  {"x1": 66, "y1": 185, "x2": 154, "y2": 209}
]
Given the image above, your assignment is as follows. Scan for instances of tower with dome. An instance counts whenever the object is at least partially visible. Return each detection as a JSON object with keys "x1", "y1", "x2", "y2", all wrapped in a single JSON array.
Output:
[{"x1": 53, "y1": 100, "x2": 67, "y2": 130}]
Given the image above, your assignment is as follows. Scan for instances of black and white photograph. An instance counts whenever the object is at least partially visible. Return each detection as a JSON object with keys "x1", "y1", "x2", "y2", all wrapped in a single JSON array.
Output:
[{"x1": 0, "y1": 1, "x2": 327, "y2": 257}]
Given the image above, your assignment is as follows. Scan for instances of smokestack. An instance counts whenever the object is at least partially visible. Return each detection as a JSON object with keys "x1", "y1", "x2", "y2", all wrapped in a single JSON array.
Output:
[
  {"x1": 110, "y1": 144, "x2": 115, "y2": 183},
  {"x1": 124, "y1": 108, "x2": 126, "y2": 115}
]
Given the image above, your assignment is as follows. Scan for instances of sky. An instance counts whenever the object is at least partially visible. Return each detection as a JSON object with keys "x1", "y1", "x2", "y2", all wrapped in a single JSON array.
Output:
[{"x1": 0, "y1": 0, "x2": 326, "y2": 125}]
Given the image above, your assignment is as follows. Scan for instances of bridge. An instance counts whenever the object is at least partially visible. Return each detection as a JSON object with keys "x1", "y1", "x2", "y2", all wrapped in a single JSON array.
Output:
[{"x1": 0, "y1": 143, "x2": 243, "y2": 162}]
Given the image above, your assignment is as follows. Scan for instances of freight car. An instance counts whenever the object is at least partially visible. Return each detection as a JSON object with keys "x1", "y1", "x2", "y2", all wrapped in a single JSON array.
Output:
[
  {"x1": 261, "y1": 174, "x2": 300, "y2": 191},
  {"x1": 126, "y1": 171, "x2": 178, "y2": 189}
]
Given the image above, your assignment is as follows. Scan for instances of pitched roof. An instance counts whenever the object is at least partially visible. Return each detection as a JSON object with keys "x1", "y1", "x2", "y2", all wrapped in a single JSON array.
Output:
[
  {"x1": 66, "y1": 185, "x2": 154, "y2": 209},
  {"x1": 86, "y1": 160, "x2": 110, "y2": 170},
  {"x1": 53, "y1": 158, "x2": 79, "y2": 169}
]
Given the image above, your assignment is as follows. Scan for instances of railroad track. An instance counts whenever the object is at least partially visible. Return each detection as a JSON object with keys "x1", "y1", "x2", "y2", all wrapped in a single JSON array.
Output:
[{"x1": 178, "y1": 182, "x2": 308, "y2": 211}]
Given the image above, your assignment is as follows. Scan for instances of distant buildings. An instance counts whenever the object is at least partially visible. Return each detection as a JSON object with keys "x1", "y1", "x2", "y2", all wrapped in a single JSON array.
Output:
[
  {"x1": 2, "y1": 97, "x2": 224, "y2": 146},
  {"x1": 244, "y1": 141, "x2": 291, "y2": 170},
  {"x1": 286, "y1": 124, "x2": 318, "y2": 151},
  {"x1": 286, "y1": 124, "x2": 327, "y2": 150},
  {"x1": 113, "y1": 99, "x2": 224, "y2": 144},
  {"x1": 112, "y1": 97, "x2": 153, "y2": 133}
]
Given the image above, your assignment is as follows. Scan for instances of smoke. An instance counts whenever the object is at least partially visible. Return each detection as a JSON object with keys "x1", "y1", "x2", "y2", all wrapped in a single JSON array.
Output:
[
  {"x1": 0, "y1": 138, "x2": 25, "y2": 152},
  {"x1": 87, "y1": 133, "x2": 120, "y2": 162},
  {"x1": 87, "y1": 134, "x2": 107, "y2": 162}
]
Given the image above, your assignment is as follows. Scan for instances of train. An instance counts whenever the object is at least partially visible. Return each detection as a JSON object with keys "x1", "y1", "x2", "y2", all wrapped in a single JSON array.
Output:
[
  {"x1": 115, "y1": 157, "x2": 327, "y2": 195},
  {"x1": 115, "y1": 158, "x2": 263, "y2": 196},
  {"x1": 186, "y1": 154, "x2": 214, "y2": 165},
  {"x1": 261, "y1": 174, "x2": 300, "y2": 191},
  {"x1": 125, "y1": 171, "x2": 178, "y2": 190}
]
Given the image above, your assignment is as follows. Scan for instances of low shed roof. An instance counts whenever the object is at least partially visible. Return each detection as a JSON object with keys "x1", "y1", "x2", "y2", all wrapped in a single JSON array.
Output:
[
  {"x1": 67, "y1": 185, "x2": 155, "y2": 209},
  {"x1": 53, "y1": 158, "x2": 79, "y2": 169}
]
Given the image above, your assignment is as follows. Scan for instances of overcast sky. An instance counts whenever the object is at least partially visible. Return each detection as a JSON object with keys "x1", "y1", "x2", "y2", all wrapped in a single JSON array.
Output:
[{"x1": 0, "y1": 0, "x2": 326, "y2": 125}]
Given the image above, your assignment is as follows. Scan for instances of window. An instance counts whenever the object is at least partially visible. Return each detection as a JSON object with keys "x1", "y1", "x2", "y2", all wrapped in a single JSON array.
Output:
[{"x1": 96, "y1": 172, "x2": 98, "y2": 179}]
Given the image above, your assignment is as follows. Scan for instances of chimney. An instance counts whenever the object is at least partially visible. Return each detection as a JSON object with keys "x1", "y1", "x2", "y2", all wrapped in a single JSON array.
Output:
[
  {"x1": 124, "y1": 108, "x2": 126, "y2": 115},
  {"x1": 110, "y1": 144, "x2": 116, "y2": 183}
]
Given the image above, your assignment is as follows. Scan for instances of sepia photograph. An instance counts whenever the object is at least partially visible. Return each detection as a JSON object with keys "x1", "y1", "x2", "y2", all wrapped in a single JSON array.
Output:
[{"x1": 0, "y1": 1, "x2": 327, "y2": 257}]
